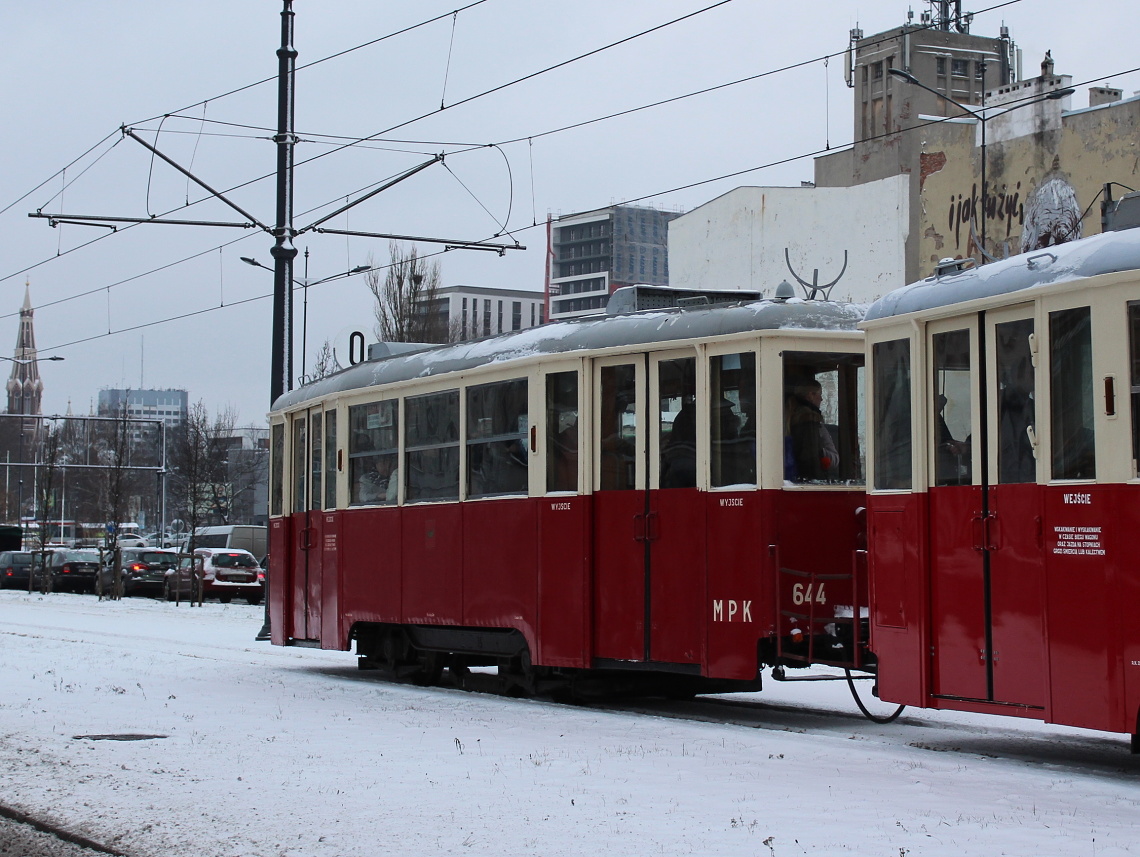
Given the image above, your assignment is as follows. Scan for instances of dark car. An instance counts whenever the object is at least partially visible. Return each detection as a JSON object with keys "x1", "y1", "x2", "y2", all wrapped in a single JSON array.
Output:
[
  {"x1": 97, "y1": 548, "x2": 180, "y2": 597},
  {"x1": 165, "y1": 548, "x2": 263, "y2": 604},
  {"x1": 0, "y1": 550, "x2": 34, "y2": 589},
  {"x1": 49, "y1": 549, "x2": 101, "y2": 594}
]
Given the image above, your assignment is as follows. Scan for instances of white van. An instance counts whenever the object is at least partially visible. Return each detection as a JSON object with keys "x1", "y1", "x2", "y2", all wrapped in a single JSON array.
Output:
[{"x1": 193, "y1": 525, "x2": 267, "y2": 559}]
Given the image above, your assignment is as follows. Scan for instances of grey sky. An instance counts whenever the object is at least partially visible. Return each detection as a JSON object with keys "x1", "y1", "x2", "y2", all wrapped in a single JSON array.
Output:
[{"x1": 2, "y1": 0, "x2": 1135, "y2": 423}]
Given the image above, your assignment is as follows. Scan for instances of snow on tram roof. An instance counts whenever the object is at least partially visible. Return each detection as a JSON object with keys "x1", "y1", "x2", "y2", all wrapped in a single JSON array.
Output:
[
  {"x1": 272, "y1": 297, "x2": 866, "y2": 411},
  {"x1": 864, "y1": 226, "x2": 1140, "y2": 323}
]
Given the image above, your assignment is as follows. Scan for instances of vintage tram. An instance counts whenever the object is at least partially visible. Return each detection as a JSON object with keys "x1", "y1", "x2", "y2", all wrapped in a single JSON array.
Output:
[
  {"x1": 268, "y1": 296, "x2": 872, "y2": 698},
  {"x1": 863, "y1": 226, "x2": 1140, "y2": 750}
]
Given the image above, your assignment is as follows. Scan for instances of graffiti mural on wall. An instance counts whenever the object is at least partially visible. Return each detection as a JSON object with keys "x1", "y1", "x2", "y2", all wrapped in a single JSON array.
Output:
[
  {"x1": 1021, "y1": 162, "x2": 1083, "y2": 252},
  {"x1": 944, "y1": 158, "x2": 1082, "y2": 259},
  {"x1": 948, "y1": 181, "x2": 1025, "y2": 253}
]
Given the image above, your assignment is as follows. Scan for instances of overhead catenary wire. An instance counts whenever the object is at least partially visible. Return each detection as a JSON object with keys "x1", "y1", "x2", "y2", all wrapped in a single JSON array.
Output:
[
  {"x1": 8, "y1": 2, "x2": 1135, "y2": 350},
  {"x1": 13, "y1": 38, "x2": 1140, "y2": 336},
  {"x1": 4, "y1": 0, "x2": 1025, "y2": 239}
]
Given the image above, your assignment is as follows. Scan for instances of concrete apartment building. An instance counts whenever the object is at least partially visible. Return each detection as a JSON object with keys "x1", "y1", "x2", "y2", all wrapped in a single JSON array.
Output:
[{"x1": 545, "y1": 205, "x2": 682, "y2": 320}]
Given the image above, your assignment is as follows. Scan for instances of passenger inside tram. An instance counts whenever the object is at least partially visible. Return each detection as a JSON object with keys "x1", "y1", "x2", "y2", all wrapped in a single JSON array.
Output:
[
  {"x1": 784, "y1": 378, "x2": 840, "y2": 482},
  {"x1": 935, "y1": 393, "x2": 970, "y2": 484},
  {"x1": 660, "y1": 401, "x2": 697, "y2": 488}
]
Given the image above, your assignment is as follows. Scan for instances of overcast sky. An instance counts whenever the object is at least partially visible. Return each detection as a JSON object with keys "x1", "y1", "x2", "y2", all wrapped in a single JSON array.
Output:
[{"x1": 2, "y1": 0, "x2": 1136, "y2": 424}]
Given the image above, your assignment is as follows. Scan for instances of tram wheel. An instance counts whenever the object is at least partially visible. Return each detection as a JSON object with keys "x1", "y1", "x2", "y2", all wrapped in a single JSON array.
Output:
[{"x1": 845, "y1": 669, "x2": 905, "y2": 723}]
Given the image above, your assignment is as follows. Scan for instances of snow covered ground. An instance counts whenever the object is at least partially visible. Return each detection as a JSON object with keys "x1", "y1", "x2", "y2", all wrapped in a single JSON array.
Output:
[{"x1": 1, "y1": 590, "x2": 1138, "y2": 856}]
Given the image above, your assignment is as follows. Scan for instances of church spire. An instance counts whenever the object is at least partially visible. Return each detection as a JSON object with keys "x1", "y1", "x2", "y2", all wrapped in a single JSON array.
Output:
[{"x1": 6, "y1": 281, "x2": 44, "y2": 416}]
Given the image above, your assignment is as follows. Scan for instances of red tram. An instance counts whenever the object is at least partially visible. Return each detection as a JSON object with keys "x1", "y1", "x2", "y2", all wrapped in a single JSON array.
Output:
[
  {"x1": 268, "y1": 297, "x2": 872, "y2": 698},
  {"x1": 863, "y1": 226, "x2": 1140, "y2": 750}
]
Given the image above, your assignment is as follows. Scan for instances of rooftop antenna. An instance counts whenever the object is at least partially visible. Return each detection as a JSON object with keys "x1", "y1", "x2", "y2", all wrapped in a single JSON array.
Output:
[{"x1": 784, "y1": 248, "x2": 848, "y2": 300}]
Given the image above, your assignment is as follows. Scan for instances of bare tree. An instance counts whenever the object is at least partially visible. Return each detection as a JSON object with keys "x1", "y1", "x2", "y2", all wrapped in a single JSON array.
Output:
[
  {"x1": 33, "y1": 422, "x2": 61, "y2": 594},
  {"x1": 367, "y1": 242, "x2": 453, "y2": 344},
  {"x1": 310, "y1": 339, "x2": 340, "y2": 381},
  {"x1": 167, "y1": 402, "x2": 236, "y2": 604},
  {"x1": 95, "y1": 404, "x2": 133, "y2": 600}
]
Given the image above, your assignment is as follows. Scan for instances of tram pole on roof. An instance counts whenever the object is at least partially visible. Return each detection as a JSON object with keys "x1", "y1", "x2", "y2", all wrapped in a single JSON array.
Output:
[{"x1": 270, "y1": 0, "x2": 298, "y2": 407}]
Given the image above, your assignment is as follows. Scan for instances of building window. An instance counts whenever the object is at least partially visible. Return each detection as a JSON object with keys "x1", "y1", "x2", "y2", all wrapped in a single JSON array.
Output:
[
  {"x1": 936, "y1": 57, "x2": 946, "y2": 75},
  {"x1": 951, "y1": 59, "x2": 968, "y2": 77},
  {"x1": 497, "y1": 301, "x2": 503, "y2": 334},
  {"x1": 512, "y1": 301, "x2": 522, "y2": 331},
  {"x1": 873, "y1": 61, "x2": 883, "y2": 79},
  {"x1": 483, "y1": 300, "x2": 491, "y2": 336}
]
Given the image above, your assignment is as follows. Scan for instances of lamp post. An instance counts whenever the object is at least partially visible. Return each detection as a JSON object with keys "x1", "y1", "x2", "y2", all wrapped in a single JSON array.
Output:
[
  {"x1": 889, "y1": 65, "x2": 1073, "y2": 263},
  {"x1": 242, "y1": 255, "x2": 369, "y2": 383}
]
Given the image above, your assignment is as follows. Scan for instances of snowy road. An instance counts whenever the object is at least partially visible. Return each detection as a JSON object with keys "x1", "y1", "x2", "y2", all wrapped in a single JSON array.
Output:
[{"x1": 1, "y1": 590, "x2": 1138, "y2": 856}]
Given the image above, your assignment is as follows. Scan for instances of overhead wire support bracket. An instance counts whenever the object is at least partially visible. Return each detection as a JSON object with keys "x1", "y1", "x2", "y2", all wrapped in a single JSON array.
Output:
[
  {"x1": 121, "y1": 125, "x2": 271, "y2": 231},
  {"x1": 30, "y1": 211, "x2": 257, "y2": 230},
  {"x1": 299, "y1": 154, "x2": 445, "y2": 234},
  {"x1": 313, "y1": 226, "x2": 523, "y2": 254}
]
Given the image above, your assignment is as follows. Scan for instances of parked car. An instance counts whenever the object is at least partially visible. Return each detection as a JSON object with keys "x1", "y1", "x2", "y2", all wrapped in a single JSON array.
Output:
[
  {"x1": 164, "y1": 548, "x2": 263, "y2": 604},
  {"x1": 97, "y1": 548, "x2": 180, "y2": 597},
  {"x1": 48, "y1": 549, "x2": 101, "y2": 593},
  {"x1": 0, "y1": 550, "x2": 34, "y2": 589}
]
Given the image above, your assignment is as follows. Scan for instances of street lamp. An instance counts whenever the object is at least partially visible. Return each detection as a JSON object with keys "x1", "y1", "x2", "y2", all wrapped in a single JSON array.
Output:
[
  {"x1": 242, "y1": 254, "x2": 370, "y2": 383},
  {"x1": 889, "y1": 65, "x2": 1073, "y2": 263}
]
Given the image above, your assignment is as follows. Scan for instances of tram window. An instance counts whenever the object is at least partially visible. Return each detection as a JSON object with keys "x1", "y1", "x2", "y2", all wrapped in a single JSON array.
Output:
[
  {"x1": 292, "y1": 418, "x2": 307, "y2": 514},
  {"x1": 784, "y1": 352, "x2": 865, "y2": 485},
  {"x1": 309, "y1": 412, "x2": 322, "y2": 511},
  {"x1": 546, "y1": 372, "x2": 578, "y2": 493},
  {"x1": 599, "y1": 364, "x2": 637, "y2": 491},
  {"x1": 349, "y1": 401, "x2": 398, "y2": 507},
  {"x1": 1130, "y1": 303, "x2": 1140, "y2": 477},
  {"x1": 1051, "y1": 307, "x2": 1096, "y2": 480},
  {"x1": 405, "y1": 391, "x2": 460, "y2": 502},
  {"x1": 324, "y1": 410, "x2": 337, "y2": 509},
  {"x1": 932, "y1": 330, "x2": 972, "y2": 487},
  {"x1": 873, "y1": 339, "x2": 912, "y2": 490},
  {"x1": 710, "y1": 353, "x2": 756, "y2": 487},
  {"x1": 270, "y1": 423, "x2": 284, "y2": 517},
  {"x1": 467, "y1": 379, "x2": 529, "y2": 498},
  {"x1": 659, "y1": 357, "x2": 697, "y2": 489},
  {"x1": 995, "y1": 319, "x2": 1037, "y2": 484}
]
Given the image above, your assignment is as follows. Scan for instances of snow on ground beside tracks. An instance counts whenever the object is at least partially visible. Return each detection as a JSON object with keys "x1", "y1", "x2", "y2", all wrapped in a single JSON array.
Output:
[{"x1": 1, "y1": 590, "x2": 1138, "y2": 856}]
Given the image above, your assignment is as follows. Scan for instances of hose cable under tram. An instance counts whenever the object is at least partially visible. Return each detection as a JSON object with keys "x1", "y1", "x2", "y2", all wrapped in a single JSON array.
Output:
[{"x1": 845, "y1": 669, "x2": 906, "y2": 723}]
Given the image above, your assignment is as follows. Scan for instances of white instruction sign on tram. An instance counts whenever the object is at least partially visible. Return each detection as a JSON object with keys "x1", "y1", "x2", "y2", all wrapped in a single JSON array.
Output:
[{"x1": 1052, "y1": 525, "x2": 1104, "y2": 556}]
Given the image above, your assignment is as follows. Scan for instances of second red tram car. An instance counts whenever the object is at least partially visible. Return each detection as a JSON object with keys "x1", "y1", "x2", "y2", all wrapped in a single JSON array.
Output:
[
  {"x1": 268, "y1": 297, "x2": 872, "y2": 697},
  {"x1": 863, "y1": 226, "x2": 1140, "y2": 750}
]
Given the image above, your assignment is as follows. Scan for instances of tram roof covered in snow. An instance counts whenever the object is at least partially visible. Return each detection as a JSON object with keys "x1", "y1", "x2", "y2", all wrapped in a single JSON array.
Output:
[
  {"x1": 272, "y1": 298, "x2": 865, "y2": 411},
  {"x1": 864, "y1": 227, "x2": 1140, "y2": 323}
]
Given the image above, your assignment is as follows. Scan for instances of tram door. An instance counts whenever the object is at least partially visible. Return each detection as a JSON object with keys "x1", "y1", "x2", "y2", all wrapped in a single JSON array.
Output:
[
  {"x1": 927, "y1": 311, "x2": 1045, "y2": 706},
  {"x1": 591, "y1": 352, "x2": 703, "y2": 665},
  {"x1": 289, "y1": 407, "x2": 326, "y2": 642}
]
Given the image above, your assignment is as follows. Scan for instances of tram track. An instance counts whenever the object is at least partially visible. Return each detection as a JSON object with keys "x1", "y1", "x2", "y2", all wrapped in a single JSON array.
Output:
[{"x1": 0, "y1": 803, "x2": 129, "y2": 857}]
